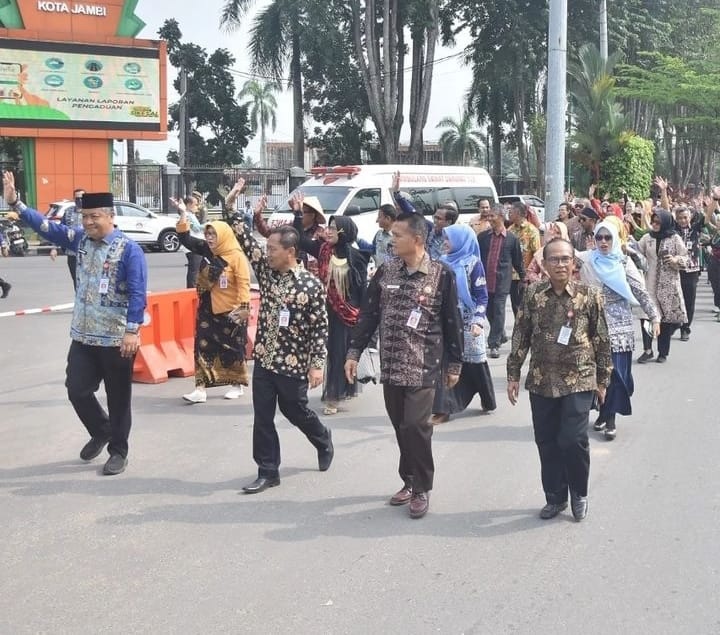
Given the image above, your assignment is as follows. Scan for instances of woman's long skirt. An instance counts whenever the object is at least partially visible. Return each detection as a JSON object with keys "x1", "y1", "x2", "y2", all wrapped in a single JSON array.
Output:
[
  {"x1": 322, "y1": 310, "x2": 358, "y2": 403},
  {"x1": 194, "y1": 292, "x2": 249, "y2": 388},
  {"x1": 598, "y1": 350, "x2": 634, "y2": 419}
]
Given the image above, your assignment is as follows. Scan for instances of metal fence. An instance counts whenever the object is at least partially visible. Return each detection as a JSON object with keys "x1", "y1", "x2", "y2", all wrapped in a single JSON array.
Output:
[{"x1": 111, "y1": 165, "x2": 290, "y2": 214}]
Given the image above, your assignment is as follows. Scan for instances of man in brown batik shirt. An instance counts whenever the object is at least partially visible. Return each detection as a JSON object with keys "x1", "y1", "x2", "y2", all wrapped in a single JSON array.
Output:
[
  {"x1": 345, "y1": 212, "x2": 464, "y2": 520},
  {"x1": 507, "y1": 238, "x2": 612, "y2": 522}
]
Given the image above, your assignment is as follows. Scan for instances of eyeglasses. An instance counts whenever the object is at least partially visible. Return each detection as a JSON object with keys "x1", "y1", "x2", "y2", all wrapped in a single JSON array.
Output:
[
  {"x1": 578, "y1": 216, "x2": 589, "y2": 222},
  {"x1": 595, "y1": 234, "x2": 613, "y2": 242},
  {"x1": 433, "y1": 215, "x2": 448, "y2": 221},
  {"x1": 545, "y1": 256, "x2": 573, "y2": 265}
]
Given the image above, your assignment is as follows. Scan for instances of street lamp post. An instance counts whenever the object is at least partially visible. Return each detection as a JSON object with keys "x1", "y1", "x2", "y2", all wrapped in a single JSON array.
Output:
[{"x1": 544, "y1": 0, "x2": 568, "y2": 218}]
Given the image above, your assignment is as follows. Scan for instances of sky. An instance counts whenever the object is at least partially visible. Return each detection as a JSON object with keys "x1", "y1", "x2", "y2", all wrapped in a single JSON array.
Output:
[{"x1": 125, "y1": 0, "x2": 473, "y2": 165}]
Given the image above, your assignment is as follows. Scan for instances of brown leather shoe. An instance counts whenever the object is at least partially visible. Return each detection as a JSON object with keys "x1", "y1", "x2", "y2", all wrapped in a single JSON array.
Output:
[
  {"x1": 430, "y1": 413, "x2": 449, "y2": 425},
  {"x1": 389, "y1": 485, "x2": 412, "y2": 506},
  {"x1": 409, "y1": 491, "x2": 429, "y2": 518}
]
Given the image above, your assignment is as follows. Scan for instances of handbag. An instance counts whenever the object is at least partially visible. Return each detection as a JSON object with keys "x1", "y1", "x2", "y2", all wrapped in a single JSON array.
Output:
[{"x1": 356, "y1": 347, "x2": 380, "y2": 384}]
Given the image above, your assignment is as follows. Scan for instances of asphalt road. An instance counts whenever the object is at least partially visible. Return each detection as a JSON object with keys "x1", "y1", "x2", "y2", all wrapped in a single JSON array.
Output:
[{"x1": 1, "y1": 253, "x2": 719, "y2": 634}]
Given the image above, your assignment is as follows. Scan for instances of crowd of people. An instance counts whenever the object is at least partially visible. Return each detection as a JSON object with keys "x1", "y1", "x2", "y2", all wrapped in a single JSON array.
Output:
[{"x1": 3, "y1": 168, "x2": 715, "y2": 523}]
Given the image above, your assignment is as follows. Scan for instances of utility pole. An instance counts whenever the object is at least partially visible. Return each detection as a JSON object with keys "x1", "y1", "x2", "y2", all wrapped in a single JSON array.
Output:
[
  {"x1": 178, "y1": 68, "x2": 188, "y2": 192},
  {"x1": 544, "y1": 0, "x2": 567, "y2": 218},
  {"x1": 599, "y1": 0, "x2": 608, "y2": 60}
]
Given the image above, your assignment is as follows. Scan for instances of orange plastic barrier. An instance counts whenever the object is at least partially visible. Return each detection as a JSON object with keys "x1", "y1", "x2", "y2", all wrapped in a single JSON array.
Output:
[
  {"x1": 133, "y1": 287, "x2": 261, "y2": 384},
  {"x1": 133, "y1": 289, "x2": 198, "y2": 384}
]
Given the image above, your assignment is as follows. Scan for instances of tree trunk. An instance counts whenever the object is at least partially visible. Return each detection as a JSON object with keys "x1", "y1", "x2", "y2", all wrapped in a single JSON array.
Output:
[
  {"x1": 127, "y1": 139, "x2": 137, "y2": 203},
  {"x1": 351, "y1": 0, "x2": 401, "y2": 163},
  {"x1": 491, "y1": 119, "x2": 502, "y2": 185},
  {"x1": 407, "y1": 1, "x2": 439, "y2": 165},
  {"x1": 291, "y1": 29, "x2": 304, "y2": 168}
]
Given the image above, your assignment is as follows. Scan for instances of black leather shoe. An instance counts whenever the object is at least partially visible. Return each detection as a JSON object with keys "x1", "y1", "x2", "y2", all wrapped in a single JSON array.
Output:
[
  {"x1": 102, "y1": 454, "x2": 127, "y2": 476},
  {"x1": 242, "y1": 476, "x2": 280, "y2": 494},
  {"x1": 1, "y1": 281, "x2": 11, "y2": 298},
  {"x1": 539, "y1": 502, "x2": 567, "y2": 519},
  {"x1": 80, "y1": 437, "x2": 108, "y2": 461},
  {"x1": 570, "y1": 492, "x2": 588, "y2": 521},
  {"x1": 318, "y1": 429, "x2": 334, "y2": 472}
]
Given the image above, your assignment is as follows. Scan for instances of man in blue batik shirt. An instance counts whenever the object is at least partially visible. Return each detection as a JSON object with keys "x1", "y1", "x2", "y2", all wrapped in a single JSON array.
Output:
[{"x1": 3, "y1": 171, "x2": 147, "y2": 476}]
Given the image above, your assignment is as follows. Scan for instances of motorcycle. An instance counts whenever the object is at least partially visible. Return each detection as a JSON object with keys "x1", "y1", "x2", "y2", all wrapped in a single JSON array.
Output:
[
  {"x1": 0, "y1": 217, "x2": 28, "y2": 256},
  {"x1": 0, "y1": 222, "x2": 8, "y2": 257}
]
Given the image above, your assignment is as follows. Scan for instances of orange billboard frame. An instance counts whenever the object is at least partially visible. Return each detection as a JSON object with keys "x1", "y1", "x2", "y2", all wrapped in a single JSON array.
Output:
[{"x1": 0, "y1": 0, "x2": 168, "y2": 208}]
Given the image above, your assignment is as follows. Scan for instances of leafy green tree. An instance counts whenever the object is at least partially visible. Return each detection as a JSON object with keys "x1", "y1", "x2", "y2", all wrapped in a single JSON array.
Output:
[
  {"x1": 441, "y1": 0, "x2": 547, "y2": 189},
  {"x1": 238, "y1": 79, "x2": 279, "y2": 167},
  {"x1": 220, "y1": 0, "x2": 305, "y2": 168},
  {"x1": 436, "y1": 109, "x2": 485, "y2": 166},
  {"x1": 159, "y1": 19, "x2": 250, "y2": 203},
  {"x1": 602, "y1": 133, "x2": 655, "y2": 201},
  {"x1": 568, "y1": 44, "x2": 627, "y2": 184},
  {"x1": 302, "y1": 1, "x2": 375, "y2": 165}
]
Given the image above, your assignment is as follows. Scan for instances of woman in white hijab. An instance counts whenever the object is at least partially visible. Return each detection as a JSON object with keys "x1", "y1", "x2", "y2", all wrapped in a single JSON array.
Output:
[{"x1": 578, "y1": 221, "x2": 659, "y2": 440}]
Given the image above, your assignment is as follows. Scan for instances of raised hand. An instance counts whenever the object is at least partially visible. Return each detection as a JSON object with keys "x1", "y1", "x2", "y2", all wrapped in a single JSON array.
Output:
[
  {"x1": 231, "y1": 177, "x2": 246, "y2": 194},
  {"x1": 391, "y1": 171, "x2": 400, "y2": 193},
  {"x1": 654, "y1": 176, "x2": 668, "y2": 192},
  {"x1": 254, "y1": 194, "x2": 268, "y2": 215},
  {"x1": 169, "y1": 197, "x2": 187, "y2": 213},
  {"x1": 2, "y1": 170, "x2": 17, "y2": 203}
]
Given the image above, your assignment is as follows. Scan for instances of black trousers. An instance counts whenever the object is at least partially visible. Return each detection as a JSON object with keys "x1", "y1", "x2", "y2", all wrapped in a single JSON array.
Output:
[
  {"x1": 65, "y1": 340, "x2": 134, "y2": 458},
  {"x1": 383, "y1": 384, "x2": 435, "y2": 493},
  {"x1": 487, "y1": 292, "x2": 508, "y2": 349},
  {"x1": 510, "y1": 280, "x2": 524, "y2": 317},
  {"x1": 186, "y1": 252, "x2": 203, "y2": 289},
  {"x1": 529, "y1": 391, "x2": 593, "y2": 504},
  {"x1": 251, "y1": 365, "x2": 331, "y2": 479},
  {"x1": 67, "y1": 254, "x2": 77, "y2": 291},
  {"x1": 708, "y1": 257, "x2": 720, "y2": 308},
  {"x1": 680, "y1": 270, "x2": 700, "y2": 331},
  {"x1": 640, "y1": 321, "x2": 679, "y2": 357}
]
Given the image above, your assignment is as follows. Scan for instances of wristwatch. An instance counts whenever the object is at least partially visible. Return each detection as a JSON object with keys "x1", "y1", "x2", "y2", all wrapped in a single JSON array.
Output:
[{"x1": 125, "y1": 322, "x2": 140, "y2": 335}]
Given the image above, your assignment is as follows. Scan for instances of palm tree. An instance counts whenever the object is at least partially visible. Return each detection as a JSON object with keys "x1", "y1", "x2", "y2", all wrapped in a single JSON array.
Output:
[
  {"x1": 436, "y1": 109, "x2": 486, "y2": 166},
  {"x1": 220, "y1": 0, "x2": 305, "y2": 168},
  {"x1": 238, "y1": 79, "x2": 279, "y2": 167},
  {"x1": 568, "y1": 44, "x2": 628, "y2": 184}
]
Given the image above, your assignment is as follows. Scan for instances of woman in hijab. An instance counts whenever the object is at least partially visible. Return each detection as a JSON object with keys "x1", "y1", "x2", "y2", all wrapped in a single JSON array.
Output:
[
  {"x1": 431, "y1": 224, "x2": 495, "y2": 424},
  {"x1": 174, "y1": 201, "x2": 252, "y2": 403},
  {"x1": 295, "y1": 212, "x2": 369, "y2": 415},
  {"x1": 635, "y1": 209, "x2": 689, "y2": 364},
  {"x1": 578, "y1": 221, "x2": 659, "y2": 439}
]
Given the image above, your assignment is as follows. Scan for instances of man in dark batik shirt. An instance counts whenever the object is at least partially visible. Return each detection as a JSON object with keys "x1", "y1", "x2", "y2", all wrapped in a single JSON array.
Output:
[
  {"x1": 345, "y1": 212, "x2": 464, "y2": 519},
  {"x1": 507, "y1": 238, "x2": 612, "y2": 523},
  {"x1": 234, "y1": 188, "x2": 334, "y2": 494}
]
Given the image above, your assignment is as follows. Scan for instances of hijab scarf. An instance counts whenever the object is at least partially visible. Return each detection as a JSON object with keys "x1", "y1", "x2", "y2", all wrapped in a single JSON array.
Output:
[
  {"x1": 589, "y1": 221, "x2": 638, "y2": 305},
  {"x1": 649, "y1": 209, "x2": 675, "y2": 255},
  {"x1": 441, "y1": 224, "x2": 481, "y2": 311},
  {"x1": 318, "y1": 215, "x2": 367, "y2": 326}
]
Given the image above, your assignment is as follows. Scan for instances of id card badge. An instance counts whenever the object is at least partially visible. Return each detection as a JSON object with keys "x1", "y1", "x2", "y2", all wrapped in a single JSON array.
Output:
[
  {"x1": 407, "y1": 307, "x2": 422, "y2": 329},
  {"x1": 98, "y1": 277, "x2": 110, "y2": 295},
  {"x1": 557, "y1": 324, "x2": 572, "y2": 345},
  {"x1": 279, "y1": 307, "x2": 290, "y2": 328},
  {"x1": 219, "y1": 274, "x2": 228, "y2": 289}
]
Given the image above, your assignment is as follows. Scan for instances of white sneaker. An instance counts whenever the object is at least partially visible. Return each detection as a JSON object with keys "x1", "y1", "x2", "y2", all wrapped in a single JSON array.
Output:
[
  {"x1": 224, "y1": 385, "x2": 244, "y2": 399},
  {"x1": 183, "y1": 388, "x2": 207, "y2": 403}
]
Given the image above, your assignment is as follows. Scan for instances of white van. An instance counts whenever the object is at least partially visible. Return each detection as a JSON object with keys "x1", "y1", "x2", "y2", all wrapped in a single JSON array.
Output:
[{"x1": 267, "y1": 164, "x2": 499, "y2": 242}]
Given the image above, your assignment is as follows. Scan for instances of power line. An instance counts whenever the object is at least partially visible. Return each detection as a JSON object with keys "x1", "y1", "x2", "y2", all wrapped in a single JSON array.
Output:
[{"x1": 224, "y1": 50, "x2": 466, "y2": 85}]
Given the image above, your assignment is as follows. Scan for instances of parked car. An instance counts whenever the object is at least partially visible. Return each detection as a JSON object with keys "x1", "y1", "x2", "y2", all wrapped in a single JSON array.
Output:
[
  {"x1": 498, "y1": 194, "x2": 545, "y2": 223},
  {"x1": 46, "y1": 200, "x2": 181, "y2": 252}
]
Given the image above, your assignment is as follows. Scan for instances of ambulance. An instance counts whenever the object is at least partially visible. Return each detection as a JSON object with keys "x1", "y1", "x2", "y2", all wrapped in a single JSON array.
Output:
[{"x1": 267, "y1": 164, "x2": 499, "y2": 243}]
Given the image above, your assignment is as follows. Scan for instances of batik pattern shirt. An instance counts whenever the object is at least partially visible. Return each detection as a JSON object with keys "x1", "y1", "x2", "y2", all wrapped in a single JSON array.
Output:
[
  {"x1": 17, "y1": 205, "x2": 147, "y2": 347},
  {"x1": 507, "y1": 280, "x2": 612, "y2": 397},
  {"x1": 347, "y1": 253, "x2": 464, "y2": 387},
  {"x1": 509, "y1": 221, "x2": 540, "y2": 280},
  {"x1": 234, "y1": 224, "x2": 328, "y2": 377}
]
